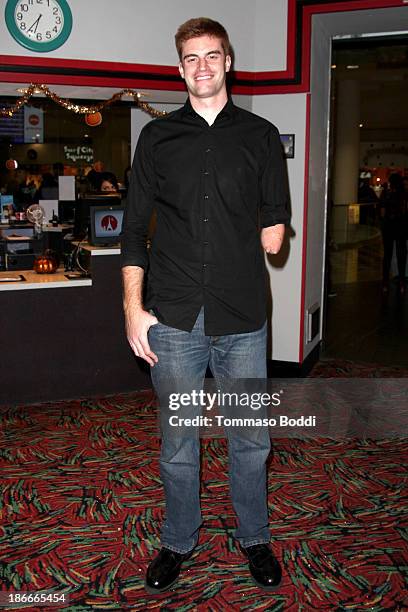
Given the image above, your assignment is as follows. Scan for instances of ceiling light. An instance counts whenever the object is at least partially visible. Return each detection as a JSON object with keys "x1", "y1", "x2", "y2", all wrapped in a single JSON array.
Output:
[
  {"x1": 331, "y1": 64, "x2": 337, "y2": 69},
  {"x1": 359, "y1": 124, "x2": 363, "y2": 128},
  {"x1": 346, "y1": 65, "x2": 359, "y2": 70}
]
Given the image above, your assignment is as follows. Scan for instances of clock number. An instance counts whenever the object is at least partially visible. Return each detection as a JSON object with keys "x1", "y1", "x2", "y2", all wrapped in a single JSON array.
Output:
[{"x1": 7, "y1": 0, "x2": 72, "y2": 50}]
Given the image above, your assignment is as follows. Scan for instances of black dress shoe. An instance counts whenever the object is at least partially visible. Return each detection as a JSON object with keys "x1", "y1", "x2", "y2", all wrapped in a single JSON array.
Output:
[
  {"x1": 239, "y1": 543, "x2": 282, "y2": 591},
  {"x1": 145, "y1": 547, "x2": 193, "y2": 594}
]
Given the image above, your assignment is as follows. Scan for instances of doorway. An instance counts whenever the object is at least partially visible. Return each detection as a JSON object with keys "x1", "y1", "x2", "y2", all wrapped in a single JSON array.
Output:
[{"x1": 306, "y1": 6, "x2": 408, "y2": 367}]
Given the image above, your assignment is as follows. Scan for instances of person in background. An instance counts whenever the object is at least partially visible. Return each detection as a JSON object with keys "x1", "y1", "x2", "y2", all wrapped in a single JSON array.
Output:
[
  {"x1": 36, "y1": 172, "x2": 59, "y2": 200},
  {"x1": 100, "y1": 172, "x2": 119, "y2": 193},
  {"x1": 86, "y1": 160, "x2": 105, "y2": 191},
  {"x1": 380, "y1": 173, "x2": 407, "y2": 294}
]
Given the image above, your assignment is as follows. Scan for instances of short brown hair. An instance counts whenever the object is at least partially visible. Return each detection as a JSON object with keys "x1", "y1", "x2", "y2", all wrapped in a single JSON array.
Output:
[{"x1": 175, "y1": 17, "x2": 231, "y2": 60}]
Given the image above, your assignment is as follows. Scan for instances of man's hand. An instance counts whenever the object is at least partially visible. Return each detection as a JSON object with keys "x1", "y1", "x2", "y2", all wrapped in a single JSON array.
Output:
[
  {"x1": 261, "y1": 224, "x2": 285, "y2": 255},
  {"x1": 125, "y1": 306, "x2": 159, "y2": 366}
]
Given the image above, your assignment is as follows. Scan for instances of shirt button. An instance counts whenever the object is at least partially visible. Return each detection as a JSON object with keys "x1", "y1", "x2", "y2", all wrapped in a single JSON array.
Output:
[
  {"x1": 204, "y1": 194, "x2": 209, "y2": 199},
  {"x1": 203, "y1": 218, "x2": 208, "y2": 222},
  {"x1": 203, "y1": 264, "x2": 207, "y2": 268},
  {"x1": 205, "y1": 148, "x2": 211, "y2": 153},
  {"x1": 204, "y1": 171, "x2": 209, "y2": 175}
]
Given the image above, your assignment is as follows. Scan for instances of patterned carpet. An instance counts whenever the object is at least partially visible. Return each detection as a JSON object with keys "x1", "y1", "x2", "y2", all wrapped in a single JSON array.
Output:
[{"x1": 1, "y1": 365, "x2": 407, "y2": 610}]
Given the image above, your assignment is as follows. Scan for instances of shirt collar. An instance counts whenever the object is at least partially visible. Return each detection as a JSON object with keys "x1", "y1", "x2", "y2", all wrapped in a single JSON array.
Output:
[{"x1": 181, "y1": 96, "x2": 236, "y2": 120}]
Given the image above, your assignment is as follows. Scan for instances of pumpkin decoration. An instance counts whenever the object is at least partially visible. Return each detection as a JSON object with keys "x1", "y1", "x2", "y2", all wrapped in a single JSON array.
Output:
[
  {"x1": 85, "y1": 112, "x2": 102, "y2": 127},
  {"x1": 33, "y1": 250, "x2": 58, "y2": 274},
  {"x1": 5, "y1": 158, "x2": 18, "y2": 170}
]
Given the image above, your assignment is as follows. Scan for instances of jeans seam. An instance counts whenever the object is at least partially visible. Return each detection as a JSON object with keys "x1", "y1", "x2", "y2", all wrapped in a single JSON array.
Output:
[
  {"x1": 161, "y1": 542, "x2": 196, "y2": 555},
  {"x1": 239, "y1": 538, "x2": 270, "y2": 547}
]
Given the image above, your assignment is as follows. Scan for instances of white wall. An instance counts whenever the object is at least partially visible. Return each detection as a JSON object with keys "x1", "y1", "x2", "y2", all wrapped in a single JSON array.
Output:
[
  {"x1": 254, "y1": 0, "x2": 288, "y2": 72},
  {"x1": 0, "y1": 0, "x2": 286, "y2": 72},
  {"x1": 252, "y1": 94, "x2": 307, "y2": 363}
]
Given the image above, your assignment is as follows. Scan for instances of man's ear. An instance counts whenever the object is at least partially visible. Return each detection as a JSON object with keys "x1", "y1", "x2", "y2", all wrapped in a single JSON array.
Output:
[
  {"x1": 225, "y1": 55, "x2": 232, "y2": 73},
  {"x1": 178, "y1": 62, "x2": 185, "y2": 79}
]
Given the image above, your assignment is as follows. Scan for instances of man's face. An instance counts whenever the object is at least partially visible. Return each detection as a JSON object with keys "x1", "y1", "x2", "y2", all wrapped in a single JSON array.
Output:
[{"x1": 178, "y1": 35, "x2": 231, "y2": 101}]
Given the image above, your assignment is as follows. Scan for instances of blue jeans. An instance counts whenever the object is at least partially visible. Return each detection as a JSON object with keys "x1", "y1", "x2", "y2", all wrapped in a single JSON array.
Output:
[{"x1": 148, "y1": 308, "x2": 271, "y2": 554}]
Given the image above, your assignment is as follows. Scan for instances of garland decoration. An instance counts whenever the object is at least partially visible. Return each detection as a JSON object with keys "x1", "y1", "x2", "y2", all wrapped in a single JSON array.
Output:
[{"x1": 0, "y1": 84, "x2": 168, "y2": 119}]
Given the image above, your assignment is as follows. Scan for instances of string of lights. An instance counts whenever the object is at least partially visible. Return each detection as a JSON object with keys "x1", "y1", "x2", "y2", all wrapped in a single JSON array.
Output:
[{"x1": 0, "y1": 83, "x2": 168, "y2": 119}]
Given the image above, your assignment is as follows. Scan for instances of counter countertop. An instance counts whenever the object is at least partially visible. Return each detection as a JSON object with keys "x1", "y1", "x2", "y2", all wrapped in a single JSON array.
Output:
[
  {"x1": 0, "y1": 268, "x2": 92, "y2": 291},
  {"x1": 74, "y1": 242, "x2": 121, "y2": 256}
]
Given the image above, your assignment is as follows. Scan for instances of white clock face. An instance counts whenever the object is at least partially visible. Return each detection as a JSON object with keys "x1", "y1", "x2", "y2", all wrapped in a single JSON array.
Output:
[{"x1": 14, "y1": 0, "x2": 64, "y2": 44}]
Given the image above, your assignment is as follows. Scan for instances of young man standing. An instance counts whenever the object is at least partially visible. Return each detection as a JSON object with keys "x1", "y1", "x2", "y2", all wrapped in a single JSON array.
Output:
[{"x1": 121, "y1": 18, "x2": 290, "y2": 594}]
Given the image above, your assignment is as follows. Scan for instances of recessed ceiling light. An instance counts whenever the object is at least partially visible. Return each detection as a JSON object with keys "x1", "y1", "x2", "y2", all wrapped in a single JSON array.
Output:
[
  {"x1": 359, "y1": 124, "x2": 363, "y2": 128},
  {"x1": 346, "y1": 65, "x2": 359, "y2": 70},
  {"x1": 331, "y1": 64, "x2": 337, "y2": 69}
]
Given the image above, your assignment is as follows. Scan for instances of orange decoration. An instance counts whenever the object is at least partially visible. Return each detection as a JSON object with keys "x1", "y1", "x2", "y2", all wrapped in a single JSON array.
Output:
[
  {"x1": 5, "y1": 159, "x2": 18, "y2": 170},
  {"x1": 33, "y1": 252, "x2": 58, "y2": 274},
  {"x1": 85, "y1": 112, "x2": 102, "y2": 127}
]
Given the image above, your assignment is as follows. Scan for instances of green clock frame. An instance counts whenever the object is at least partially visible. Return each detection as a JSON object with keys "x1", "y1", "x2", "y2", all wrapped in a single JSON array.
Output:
[{"x1": 5, "y1": 0, "x2": 73, "y2": 52}]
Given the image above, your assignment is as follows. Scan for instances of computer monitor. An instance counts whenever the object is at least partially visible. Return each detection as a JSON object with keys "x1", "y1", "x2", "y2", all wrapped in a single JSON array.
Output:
[
  {"x1": 89, "y1": 204, "x2": 124, "y2": 246},
  {"x1": 74, "y1": 194, "x2": 121, "y2": 238}
]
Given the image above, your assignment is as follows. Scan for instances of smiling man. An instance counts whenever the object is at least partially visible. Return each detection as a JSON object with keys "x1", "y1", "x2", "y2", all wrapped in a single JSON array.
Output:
[{"x1": 121, "y1": 17, "x2": 290, "y2": 594}]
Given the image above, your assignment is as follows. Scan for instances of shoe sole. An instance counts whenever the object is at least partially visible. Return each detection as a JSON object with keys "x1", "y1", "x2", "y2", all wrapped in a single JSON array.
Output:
[
  {"x1": 144, "y1": 575, "x2": 180, "y2": 595},
  {"x1": 250, "y1": 576, "x2": 282, "y2": 592}
]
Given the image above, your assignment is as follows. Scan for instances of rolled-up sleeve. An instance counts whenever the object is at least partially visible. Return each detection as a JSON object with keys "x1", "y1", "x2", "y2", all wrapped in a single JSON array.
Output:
[
  {"x1": 259, "y1": 125, "x2": 291, "y2": 228},
  {"x1": 120, "y1": 124, "x2": 154, "y2": 270}
]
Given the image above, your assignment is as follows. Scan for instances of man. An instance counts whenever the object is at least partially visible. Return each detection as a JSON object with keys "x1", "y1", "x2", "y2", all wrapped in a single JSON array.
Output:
[{"x1": 121, "y1": 17, "x2": 290, "y2": 594}]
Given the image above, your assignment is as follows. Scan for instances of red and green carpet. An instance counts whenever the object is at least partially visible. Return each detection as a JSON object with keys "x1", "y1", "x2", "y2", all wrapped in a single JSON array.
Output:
[{"x1": 1, "y1": 361, "x2": 407, "y2": 610}]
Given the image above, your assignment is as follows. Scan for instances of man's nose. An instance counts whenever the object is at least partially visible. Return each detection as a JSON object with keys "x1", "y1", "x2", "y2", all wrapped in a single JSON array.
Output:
[{"x1": 198, "y1": 57, "x2": 208, "y2": 70}]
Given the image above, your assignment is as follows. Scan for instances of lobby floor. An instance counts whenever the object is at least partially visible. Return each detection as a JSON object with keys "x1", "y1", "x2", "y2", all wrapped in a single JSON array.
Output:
[{"x1": 322, "y1": 230, "x2": 408, "y2": 367}]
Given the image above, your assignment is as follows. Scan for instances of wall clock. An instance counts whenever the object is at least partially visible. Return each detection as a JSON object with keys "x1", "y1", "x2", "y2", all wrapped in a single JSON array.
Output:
[{"x1": 5, "y1": 0, "x2": 73, "y2": 52}]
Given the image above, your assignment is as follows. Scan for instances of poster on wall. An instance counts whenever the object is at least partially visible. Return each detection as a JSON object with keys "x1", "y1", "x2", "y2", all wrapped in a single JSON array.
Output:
[
  {"x1": 280, "y1": 134, "x2": 295, "y2": 159},
  {"x1": 24, "y1": 106, "x2": 44, "y2": 144}
]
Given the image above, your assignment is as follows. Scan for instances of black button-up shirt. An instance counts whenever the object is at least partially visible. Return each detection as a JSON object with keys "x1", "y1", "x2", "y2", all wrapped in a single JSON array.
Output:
[{"x1": 121, "y1": 98, "x2": 290, "y2": 335}]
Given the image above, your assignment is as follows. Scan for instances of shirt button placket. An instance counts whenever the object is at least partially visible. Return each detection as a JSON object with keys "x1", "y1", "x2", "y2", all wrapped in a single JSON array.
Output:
[{"x1": 202, "y1": 146, "x2": 212, "y2": 287}]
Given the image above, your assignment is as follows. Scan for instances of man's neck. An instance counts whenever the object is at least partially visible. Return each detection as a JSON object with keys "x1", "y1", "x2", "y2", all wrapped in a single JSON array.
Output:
[{"x1": 189, "y1": 91, "x2": 229, "y2": 126}]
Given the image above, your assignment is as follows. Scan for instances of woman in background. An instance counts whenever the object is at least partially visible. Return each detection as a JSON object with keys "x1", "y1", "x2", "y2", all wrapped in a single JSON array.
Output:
[{"x1": 100, "y1": 172, "x2": 119, "y2": 193}]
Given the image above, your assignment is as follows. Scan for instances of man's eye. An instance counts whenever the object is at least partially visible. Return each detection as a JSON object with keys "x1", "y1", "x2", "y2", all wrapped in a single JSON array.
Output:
[{"x1": 187, "y1": 57, "x2": 197, "y2": 63}]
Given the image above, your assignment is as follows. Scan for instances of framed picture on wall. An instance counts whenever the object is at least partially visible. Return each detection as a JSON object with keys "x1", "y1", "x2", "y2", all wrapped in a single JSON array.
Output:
[{"x1": 280, "y1": 134, "x2": 295, "y2": 159}]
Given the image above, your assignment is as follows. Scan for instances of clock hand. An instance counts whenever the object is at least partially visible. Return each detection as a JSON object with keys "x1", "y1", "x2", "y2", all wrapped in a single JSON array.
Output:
[{"x1": 27, "y1": 14, "x2": 42, "y2": 34}]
